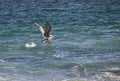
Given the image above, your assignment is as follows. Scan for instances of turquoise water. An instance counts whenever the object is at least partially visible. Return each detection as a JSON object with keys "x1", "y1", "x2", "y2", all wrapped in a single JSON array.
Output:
[{"x1": 0, "y1": 0, "x2": 120, "y2": 81}]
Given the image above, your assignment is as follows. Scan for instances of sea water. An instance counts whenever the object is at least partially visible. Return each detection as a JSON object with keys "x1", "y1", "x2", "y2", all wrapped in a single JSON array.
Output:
[{"x1": 0, "y1": 0, "x2": 120, "y2": 81}]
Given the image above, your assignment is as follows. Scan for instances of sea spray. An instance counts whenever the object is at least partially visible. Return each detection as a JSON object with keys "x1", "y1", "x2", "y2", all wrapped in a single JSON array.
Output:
[{"x1": 25, "y1": 42, "x2": 36, "y2": 48}]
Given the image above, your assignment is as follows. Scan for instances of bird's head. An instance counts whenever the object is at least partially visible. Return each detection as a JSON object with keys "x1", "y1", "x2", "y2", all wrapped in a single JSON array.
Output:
[{"x1": 48, "y1": 35, "x2": 54, "y2": 40}]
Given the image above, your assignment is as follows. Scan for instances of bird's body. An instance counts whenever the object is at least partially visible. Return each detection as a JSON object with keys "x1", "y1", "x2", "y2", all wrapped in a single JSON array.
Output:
[{"x1": 34, "y1": 22, "x2": 54, "y2": 42}]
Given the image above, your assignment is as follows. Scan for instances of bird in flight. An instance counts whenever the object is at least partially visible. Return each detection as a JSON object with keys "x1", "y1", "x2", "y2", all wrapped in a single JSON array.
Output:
[{"x1": 34, "y1": 22, "x2": 54, "y2": 43}]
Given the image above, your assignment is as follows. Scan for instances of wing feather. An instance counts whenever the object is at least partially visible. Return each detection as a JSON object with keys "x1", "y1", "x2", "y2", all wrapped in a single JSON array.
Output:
[
  {"x1": 34, "y1": 22, "x2": 45, "y2": 38},
  {"x1": 44, "y1": 22, "x2": 52, "y2": 37}
]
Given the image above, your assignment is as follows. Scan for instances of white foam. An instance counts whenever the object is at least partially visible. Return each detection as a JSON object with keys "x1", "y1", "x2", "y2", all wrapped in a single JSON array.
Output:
[
  {"x1": 0, "y1": 59, "x2": 5, "y2": 63},
  {"x1": 25, "y1": 42, "x2": 36, "y2": 48},
  {"x1": 61, "y1": 78, "x2": 87, "y2": 81},
  {"x1": 0, "y1": 76, "x2": 7, "y2": 81}
]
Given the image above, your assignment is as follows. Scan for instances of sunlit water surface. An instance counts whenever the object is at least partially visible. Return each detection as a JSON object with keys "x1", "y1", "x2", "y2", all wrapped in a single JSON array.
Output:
[{"x1": 0, "y1": 0, "x2": 120, "y2": 81}]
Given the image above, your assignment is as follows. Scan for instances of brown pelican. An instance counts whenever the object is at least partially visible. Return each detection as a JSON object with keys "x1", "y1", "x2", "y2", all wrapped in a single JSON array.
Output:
[{"x1": 34, "y1": 22, "x2": 54, "y2": 42}]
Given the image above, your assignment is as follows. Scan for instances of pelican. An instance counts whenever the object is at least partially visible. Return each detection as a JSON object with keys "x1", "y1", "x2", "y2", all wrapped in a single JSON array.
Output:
[{"x1": 34, "y1": 22, "x2": 54, "y2": 42}]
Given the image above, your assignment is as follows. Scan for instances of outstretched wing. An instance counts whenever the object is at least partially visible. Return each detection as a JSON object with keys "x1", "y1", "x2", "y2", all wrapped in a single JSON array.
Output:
[
  {"x1": 34, "y1": 22, "x2": 45, "y2": 39},
  {"x1": 44, "y1": 22, "x2": 52, "y2": 37}
]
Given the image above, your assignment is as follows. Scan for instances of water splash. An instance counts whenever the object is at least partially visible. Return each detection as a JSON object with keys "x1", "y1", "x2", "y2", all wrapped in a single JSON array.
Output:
[{"x1": 25, "y1": 42, "x2": 36, "y2": 48}]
